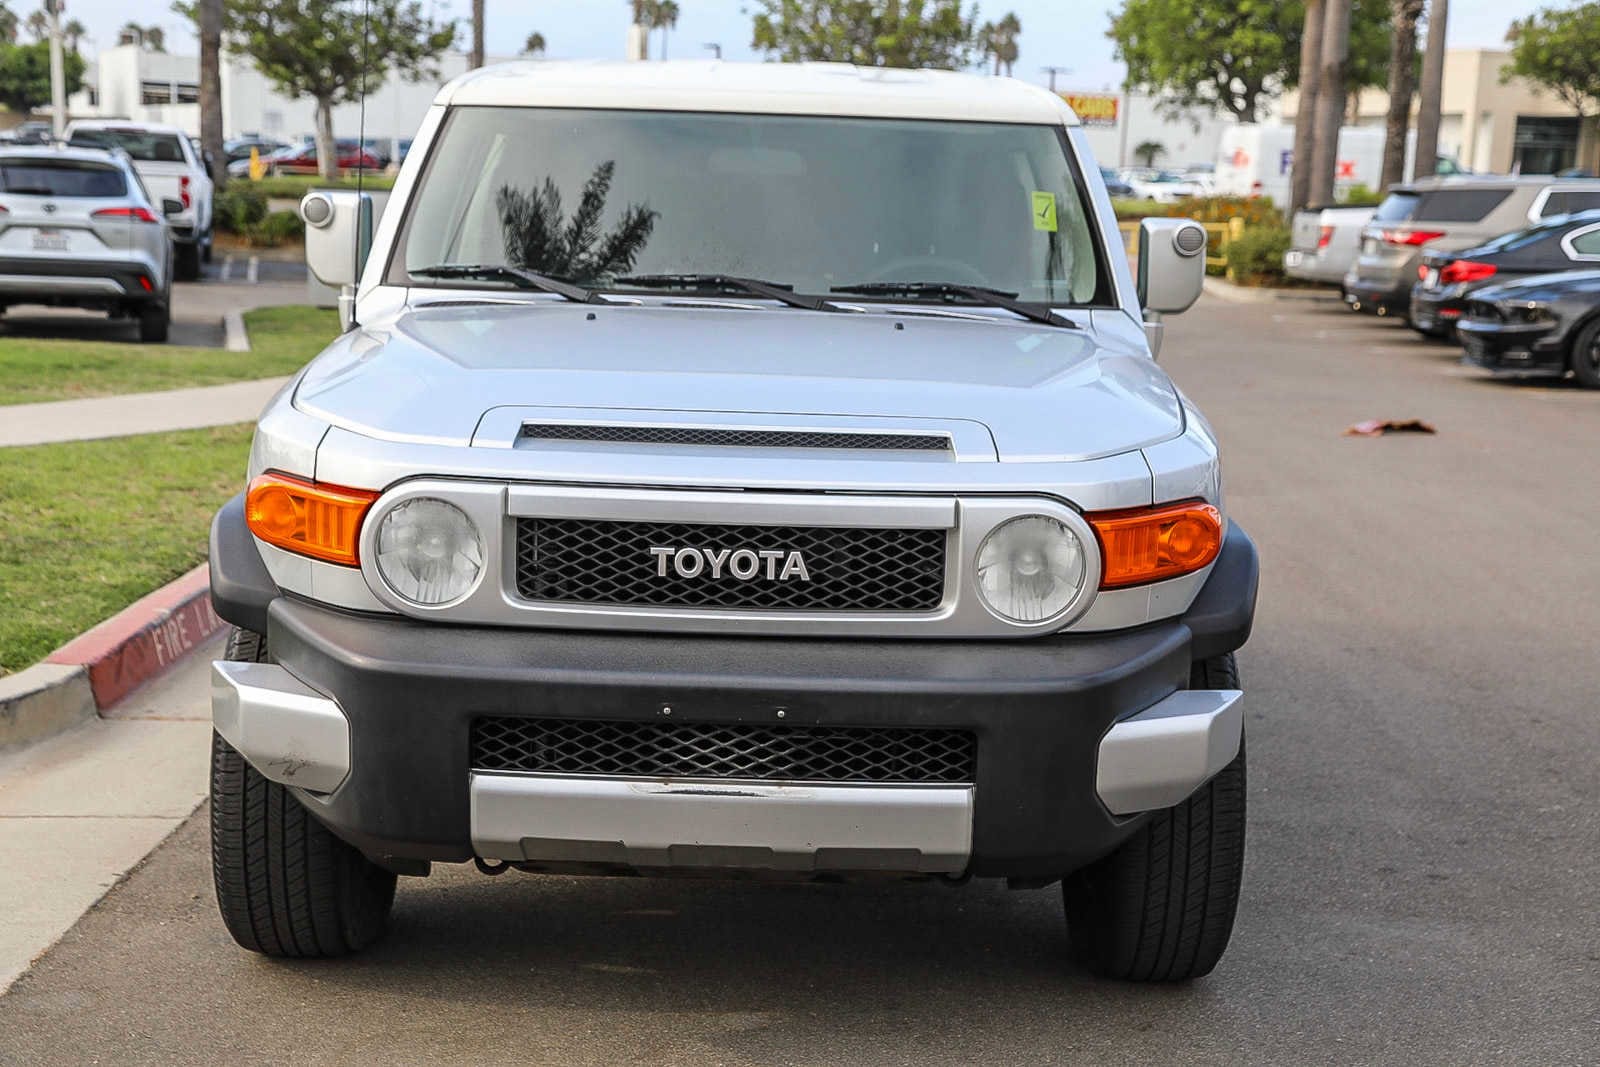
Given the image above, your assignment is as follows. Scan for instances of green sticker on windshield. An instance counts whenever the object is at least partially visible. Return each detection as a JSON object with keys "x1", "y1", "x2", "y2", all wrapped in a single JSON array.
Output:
[{"x1": 1032, "y1": 191, "x2": 1058, "y2": 232}]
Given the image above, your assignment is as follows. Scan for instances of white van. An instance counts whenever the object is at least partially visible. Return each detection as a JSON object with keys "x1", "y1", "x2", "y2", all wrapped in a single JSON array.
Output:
[{"x1": 1214, "y1": 125, "x2": 1467, "y2": 205}]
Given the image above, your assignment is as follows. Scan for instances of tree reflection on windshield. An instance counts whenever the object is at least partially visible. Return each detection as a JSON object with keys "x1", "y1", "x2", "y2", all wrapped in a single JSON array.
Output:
[{"x1": 495, "y1": 161, "x2": 658, "y2": 286}]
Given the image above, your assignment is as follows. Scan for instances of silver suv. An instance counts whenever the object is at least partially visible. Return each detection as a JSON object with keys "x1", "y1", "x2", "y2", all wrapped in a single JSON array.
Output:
[
  {"x1": 205, "y1": 63, "x2": 1258, "y2": 982},
  {"x1": 1345, "y1": 175, "x2": 1600, "y2": 317},
  {"x1": 0, "y1": 144, "x2": 174, "y2": 342}
]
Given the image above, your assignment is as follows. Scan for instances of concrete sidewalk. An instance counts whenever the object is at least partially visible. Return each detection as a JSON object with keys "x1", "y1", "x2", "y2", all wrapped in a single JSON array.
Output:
[
  {"x1": 0, "y1": 636, "x2": 218, "y2": 994},
  {"x1": 0, "y1": 377, "x2": 289, "y2": 448}
]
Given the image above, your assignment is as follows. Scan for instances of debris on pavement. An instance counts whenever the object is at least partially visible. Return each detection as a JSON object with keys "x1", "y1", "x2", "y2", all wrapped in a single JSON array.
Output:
[{"x1": 1343, "y1": 418, "x2": 1437, "y2": 437}]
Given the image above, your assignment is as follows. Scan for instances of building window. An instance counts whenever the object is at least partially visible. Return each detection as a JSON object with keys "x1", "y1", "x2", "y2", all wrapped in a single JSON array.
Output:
[
  {"x1": 140, "y1": 80, "x2": 174, "y2": 105},
  {"x1": 1514, "y1": 116, "x2": 1581, "y2": 176},
  {"x1": 175, "y1": 83, "x2": 200, "y2": 104}
]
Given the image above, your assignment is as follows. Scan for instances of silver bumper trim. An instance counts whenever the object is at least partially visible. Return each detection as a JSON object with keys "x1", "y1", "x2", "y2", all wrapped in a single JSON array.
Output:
[
  {"x1": 1096, "y1": 689, "x2": 1243, "y2": 815},
  {"x1": 470, "y1": 773, "x2": 974, "y2": 874},
  {"x1": 211, "y1": 661, "x2": 351, "y2": 794}
]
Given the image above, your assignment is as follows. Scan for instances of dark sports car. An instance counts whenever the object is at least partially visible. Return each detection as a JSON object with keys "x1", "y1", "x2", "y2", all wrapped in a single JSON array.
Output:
[
  {"x1": 1455, "y1": 269, "x2": 1600, "y2": 387},
  {"x1": 1411, "y1": 210, "x2": 1600, "y2": 339}
]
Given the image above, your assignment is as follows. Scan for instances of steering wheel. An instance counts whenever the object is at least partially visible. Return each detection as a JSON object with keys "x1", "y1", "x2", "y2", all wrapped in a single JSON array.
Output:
[{"x1": 860, "y1": 256, "x2": 992, "y2": 287}]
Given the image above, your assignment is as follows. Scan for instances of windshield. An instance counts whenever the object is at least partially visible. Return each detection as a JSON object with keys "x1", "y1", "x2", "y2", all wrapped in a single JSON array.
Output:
[
  {"x1": 68, "y1": 128, "x2": 188, "y2": 164},
  {"x1": 395, "y1": 107, "x2": 1108, "y2": 305},
  {"x1": 0, "y1": 159, "x2": 126, "y2": 197}
]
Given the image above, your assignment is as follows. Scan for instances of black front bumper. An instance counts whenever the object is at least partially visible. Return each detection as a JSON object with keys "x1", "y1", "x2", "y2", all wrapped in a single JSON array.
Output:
[
  {"x1": 210, "y1": 496, "x2": 1259, "y2": 880},
  {"x1": 1409, "y1": 285, "x2": 1468, "y2": 336},
  {"x1": 1344, "y1": 276, "x2": 1411, "y2": 315},
  {"x1": 1457, "y1": 319, "x2": 1566, "y2": 373}
]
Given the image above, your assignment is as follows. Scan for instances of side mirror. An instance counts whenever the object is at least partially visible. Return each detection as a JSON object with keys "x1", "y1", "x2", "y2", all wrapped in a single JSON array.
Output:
[
  {"x1": 161, "y1": 197, "x2": 184, "y2": 217},
  {"x1": 1137, "y1": 218, "x2": 1207, "y2": 315},
  {"x1": 300, "y1": 191, "x2": 374, "y2": 330}
]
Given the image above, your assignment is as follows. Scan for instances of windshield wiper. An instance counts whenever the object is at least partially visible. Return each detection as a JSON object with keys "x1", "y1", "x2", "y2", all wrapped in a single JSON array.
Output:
[
  {"x1": 410, "y1": 263, "x2": 605, "y2": 304},
  {"x1": 613, "y1": 273, "x2": 845, "y2": 313},
  {"x1": 828, "y1": 281, "x2": 1078, "y2": 329}
]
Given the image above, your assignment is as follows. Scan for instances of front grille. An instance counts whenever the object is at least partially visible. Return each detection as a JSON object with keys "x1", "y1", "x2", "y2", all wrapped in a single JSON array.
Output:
[
  {"x1": 514, "y1": 518, "x2": 946, "y2": 612},
  {"x1": 519, "y1": 424, "x2": 951, "y2": 451},
  {"x1": 472, "y1": 718, "x2": 977, "y2": 784}
]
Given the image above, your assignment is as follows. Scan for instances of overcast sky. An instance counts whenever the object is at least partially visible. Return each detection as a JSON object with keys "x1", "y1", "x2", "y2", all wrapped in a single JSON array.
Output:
[{"x1": 58, "y1": 0, "x2": 1549, "y2": 92}]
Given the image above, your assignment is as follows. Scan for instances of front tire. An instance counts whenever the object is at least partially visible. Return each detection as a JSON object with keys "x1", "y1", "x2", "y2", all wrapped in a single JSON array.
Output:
[
  {"x1": 1569, "y1": 317, "x2": 1600, "y2": 389},
  {"x1": 1062, "y1": 653, "x2": 1246, "y2": 982},
  {"x1": 210, "y1": 627, "x2": 396, "y2": 958}
]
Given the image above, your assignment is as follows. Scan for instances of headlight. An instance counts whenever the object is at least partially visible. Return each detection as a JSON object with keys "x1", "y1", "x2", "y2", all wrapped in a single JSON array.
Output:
[
  {"x1": 974, "y1": 515, "x2": 1087, "y2": 624},
  {"x1": 1506, "y1": 302, "x2": 1554, "y2": 325},
  {"x1": 374, "y1": 498, "x2": 485, "y2": 605}
]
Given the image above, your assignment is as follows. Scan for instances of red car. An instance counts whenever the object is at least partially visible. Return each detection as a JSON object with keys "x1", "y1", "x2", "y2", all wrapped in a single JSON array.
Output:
[{"x1": 265, "y1": 141, "x2": 381, "y2": 176}]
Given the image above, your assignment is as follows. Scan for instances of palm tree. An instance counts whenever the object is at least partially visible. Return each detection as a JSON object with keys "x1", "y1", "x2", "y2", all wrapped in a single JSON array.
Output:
[
  {"x1": 1414, "y1": 0, "x2": 1448, "y2": 178},
  {"x1": 981, "y1": 13, "x2": 1021, "y2": 77},
  {"x1": 0, "y1": 4, "x2": 18, "y2": 44},
  {"x1": 1134, "y1": 140, "x2": 1165, "y2": 167},
  {"x1": 1307, "y1": 0, "x2": 1352, "y2": 207},
  {"x1": 118, "y1": 22, "x2": 165, "y2": 51},
  {"x1": 198, "y1": 0, "x2": 224, "y2": 185},
  {"x1": 654, "y1": 0, "x2": 679, "y2": 60},
  {"x1": 524, "y1": 31, "x2": 547, "y2": 57},
  {"x1": 496, "y1": 161, "x2": 659, "y2": 285},
  {"x1": 1380, "y1": 0, "x2": 1425, "y2": 189},
  {"x1": 63, "y1": 18, "x2": 85, "y2": 51},
  {"x1": 470, "y1": 0, "x2": 484, "y2": 69}
]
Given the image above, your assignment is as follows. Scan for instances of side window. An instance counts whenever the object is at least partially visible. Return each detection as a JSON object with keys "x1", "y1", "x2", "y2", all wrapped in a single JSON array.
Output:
[
  {"x1": 1540, "y1": 190, "x2": 1600, "y2": 218},
  {"x1": 1567, "y1": 227, "x2": 1600, "y2": 258},
  {"x1": 1413, "y1": 188, "x2": 1512, "y2": 222}
]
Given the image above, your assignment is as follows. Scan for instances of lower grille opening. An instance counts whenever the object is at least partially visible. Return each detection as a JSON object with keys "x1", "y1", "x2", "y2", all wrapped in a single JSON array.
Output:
[{"x1": 472, "y1": 718, "x2": 977, "y2": 785}]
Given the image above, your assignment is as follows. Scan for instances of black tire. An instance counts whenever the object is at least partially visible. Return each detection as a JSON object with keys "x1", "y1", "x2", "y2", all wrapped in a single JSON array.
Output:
[
  {"x1": 137, "y1": 301, "x2": 170, "y2": 343},
  {"x1": 174, "y1": 241, "x2": 202, "y2": 281},
  {"x1": 1569, "y1": 317, "x2": 1600, "y2": 389},
  {"x1": 201, "y1": 231, "x2": 214, "y2": 265},
  {"x1": 211, "y1": 626, "x2": 396, "y2": 958},
  {"x1": 1062, "y1": 653, "x2": 1246, "y2": 982}
]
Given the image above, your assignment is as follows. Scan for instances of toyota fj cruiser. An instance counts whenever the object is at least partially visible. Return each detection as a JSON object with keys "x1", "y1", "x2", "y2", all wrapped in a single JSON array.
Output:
[{"x1": 207, "y1": 62, "x2": 1258, "y2": 982}]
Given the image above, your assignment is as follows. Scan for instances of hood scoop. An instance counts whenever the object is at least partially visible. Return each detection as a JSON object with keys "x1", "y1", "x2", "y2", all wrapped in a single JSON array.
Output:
[
  {"x1": 473, "y1": 407, "x2": 998, "y2": 462},
  {"x1": 518, "y1": 423, "x2": 952, "y2": 453}
]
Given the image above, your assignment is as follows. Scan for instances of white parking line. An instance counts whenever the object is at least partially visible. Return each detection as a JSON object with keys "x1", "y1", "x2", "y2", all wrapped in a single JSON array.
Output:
[{"x1": 245, "y1": 256, "x2": 259, "y2": 284}]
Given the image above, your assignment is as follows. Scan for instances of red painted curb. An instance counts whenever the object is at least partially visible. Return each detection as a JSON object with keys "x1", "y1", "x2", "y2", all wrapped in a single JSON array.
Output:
[{"x1": 45, "y1": 564, "x2": 225, "y2": 710}]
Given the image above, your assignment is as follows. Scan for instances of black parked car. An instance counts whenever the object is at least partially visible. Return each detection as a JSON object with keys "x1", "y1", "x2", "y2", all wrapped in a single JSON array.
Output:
[
  {"x1": 1411, "y1": 210, "x2": 1600, "y2": 338},
  {"x1": 1455, "y1": 269, "x2": 1600, "y2": 387}
]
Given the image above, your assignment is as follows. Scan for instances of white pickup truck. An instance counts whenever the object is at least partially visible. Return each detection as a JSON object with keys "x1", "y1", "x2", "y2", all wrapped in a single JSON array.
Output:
[{"x1": 65, "y1": 120, "x2": 214, "y2": 280}]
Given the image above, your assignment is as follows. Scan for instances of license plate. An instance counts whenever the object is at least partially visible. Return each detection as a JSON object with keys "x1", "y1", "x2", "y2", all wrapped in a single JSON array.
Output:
[
  {"x1": 1284, "y1": 250, "x2": 1304, "y2": 268},
  {"x1": 1423, "y1": 268, "x2": 1440, "y2": 289},
  {"x1": 31, "y1": 230, "x2": 69, "y2": 252}
]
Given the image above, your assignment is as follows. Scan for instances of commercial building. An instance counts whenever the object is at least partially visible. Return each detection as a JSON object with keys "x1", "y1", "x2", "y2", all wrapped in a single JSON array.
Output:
[
  {"x1": 60, "y1": 43, "x2": 516, "y2": 143},
  {"x1": 1064, "y1": 89, "x2": 1235, "y2": 171},
  {"x1": 1278, "y1": 48, "x2": 1599, "y2": 177}
]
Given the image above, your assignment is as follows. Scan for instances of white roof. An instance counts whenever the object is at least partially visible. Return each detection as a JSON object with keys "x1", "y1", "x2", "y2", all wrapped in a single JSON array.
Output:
[{"x1": 438, "y1": 61, "x2": 1080, "y2": 126}]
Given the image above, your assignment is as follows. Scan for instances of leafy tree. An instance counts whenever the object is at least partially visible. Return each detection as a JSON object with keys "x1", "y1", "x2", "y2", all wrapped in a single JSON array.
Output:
[
  {"x1": 496, "y1": 161, "x2": 658, "y2": 285},
  {"x1": 193, "y1": 0, "x2": 455, "y2": 181},
  {"x1": 1504, "y1": 3, "x2": 1600, "y2": 119},
  {"x1": 0, "y1": 37, "x2": 83, "y2": 111},
  {"x1": 0, "y1": 4, "x2": 17, "y2": 44},
  {"x1": 1108, "y1": 0, "x2": 1392, "y2": 123},
  {"x1": 524, "y1": 31, "x2": 547, "y2": 56},
  {"x1": 750, "y1": 0, "x2": 980, "y2": 70},
  {"x1": 1134, "y1": 140, "x2": 1165, "y2": 166},
  {"x1": 980, "y1": 12, "x2": 1021, "y2": 77}
]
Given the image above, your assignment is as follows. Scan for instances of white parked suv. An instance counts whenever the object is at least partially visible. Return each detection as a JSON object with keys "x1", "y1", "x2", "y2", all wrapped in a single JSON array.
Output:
[
  {"x1": 65, "y1": 120, "x2": 214, "y2": 280},
  {"x1": 206, "y1": 62, "x2": 1259, "y2": 982}
]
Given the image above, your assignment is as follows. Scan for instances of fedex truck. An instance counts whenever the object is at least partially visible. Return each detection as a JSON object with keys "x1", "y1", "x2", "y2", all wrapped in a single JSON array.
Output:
[{"x1": 1214, "y1": 125, "x2": 1467, "y2": 204}]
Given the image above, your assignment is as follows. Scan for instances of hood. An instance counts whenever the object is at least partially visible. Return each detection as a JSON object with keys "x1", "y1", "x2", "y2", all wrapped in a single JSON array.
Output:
[{"x1": 292, "y1": 301, "x2": 1182, "y2": 462}]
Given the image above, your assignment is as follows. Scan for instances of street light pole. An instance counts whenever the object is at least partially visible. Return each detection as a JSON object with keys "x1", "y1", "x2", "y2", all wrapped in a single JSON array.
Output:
[
  {"x1": 1040, "y1": 66, "x2": 1071, "y2": 93},
  {"x1": 47, "y1": 0, "x2": 66, "y2": 137},
  {"x1": 704, "y1": 43, "x2": 722, "y2": 59}
]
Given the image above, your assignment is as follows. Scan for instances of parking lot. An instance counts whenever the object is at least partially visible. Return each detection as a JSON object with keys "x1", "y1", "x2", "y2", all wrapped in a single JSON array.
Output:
[{"x1": 1, "y1": 290, "x2": 1595, "y2": 1066}]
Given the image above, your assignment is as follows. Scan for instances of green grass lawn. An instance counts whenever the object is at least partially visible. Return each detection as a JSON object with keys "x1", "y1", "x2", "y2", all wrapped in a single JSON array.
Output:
[
  {"x1": 0, "y1": 424, "x2": 254, "y2": 675},
  {"x1": 0, "y1": 305, "x2": 339, "y2": 406},
  {"x1": 245, "y1": 174, "x2": 397, "y2": 198}
]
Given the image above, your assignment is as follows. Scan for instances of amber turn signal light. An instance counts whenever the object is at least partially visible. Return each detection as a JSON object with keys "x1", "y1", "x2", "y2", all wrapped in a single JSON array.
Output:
[
  {"x1": 245, "y1": 472, "x2": 379, "y2": 566},
  {"x1": 1088, "y1": 500, "x2": 1223, "y2": 589}
]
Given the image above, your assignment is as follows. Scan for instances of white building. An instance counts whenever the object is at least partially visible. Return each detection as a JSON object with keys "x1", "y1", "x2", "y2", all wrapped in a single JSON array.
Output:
[
  {"x1": 1066, "y1": 90, "x2": 1237, "y2": 172},
  {"x1": 71, "y1": 43, "x2": 519, "y2": 142}
]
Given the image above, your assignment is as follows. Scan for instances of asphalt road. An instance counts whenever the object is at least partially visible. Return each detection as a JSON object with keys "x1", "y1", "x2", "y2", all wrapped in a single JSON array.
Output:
[{"x1": 3, "y1": 293, "x2": 1598, "y2": 1065}]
